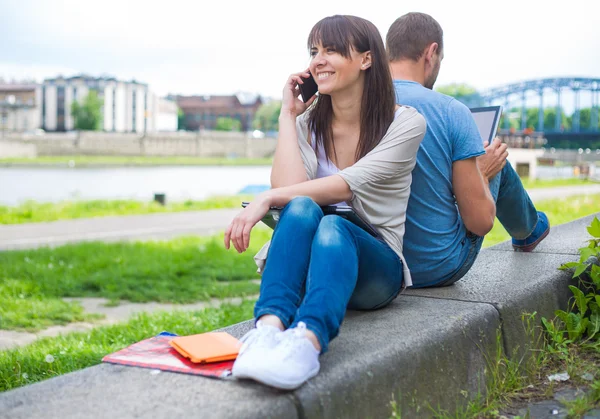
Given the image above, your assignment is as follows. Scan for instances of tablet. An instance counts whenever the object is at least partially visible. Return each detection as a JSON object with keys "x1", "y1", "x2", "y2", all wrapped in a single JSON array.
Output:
[
  {"x1": 241, "y1": 202, "x2": 379, "y2": 238},
  {"x1": 470, "y1": 106, "x2": 503, "y2": 144}
]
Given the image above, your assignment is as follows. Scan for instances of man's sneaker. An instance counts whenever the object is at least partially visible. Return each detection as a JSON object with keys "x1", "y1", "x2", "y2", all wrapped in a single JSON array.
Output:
[
  {"x1": 512, "y1": 211, "x2": 550, "y2": 252},
  {"x1": 233, "y1": 322, "x2": 320, "y2": 390},
  {"x1": 232, "y1": 320, "x2": 282, "y2": 379}
]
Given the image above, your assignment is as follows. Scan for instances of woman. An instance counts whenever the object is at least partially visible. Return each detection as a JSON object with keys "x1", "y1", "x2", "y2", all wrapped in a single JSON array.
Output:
[{"x1": 224, "y1": 15, "x2": 426, "y2": 390}]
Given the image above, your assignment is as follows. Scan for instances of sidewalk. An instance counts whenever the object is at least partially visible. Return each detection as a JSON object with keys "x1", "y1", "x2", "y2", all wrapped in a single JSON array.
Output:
[
  {"x1": 0, "y1": 208, "x2": 240, "y2": 251},
  {"x1": 1, "y1": 185, "x2": 599, "y2": 251},
  {"x1": 0, "y1": 295, "x2": 258, "y2": 350}
]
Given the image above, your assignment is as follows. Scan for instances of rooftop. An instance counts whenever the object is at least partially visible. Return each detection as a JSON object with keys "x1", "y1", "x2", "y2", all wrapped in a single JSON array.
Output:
[{"x1": 0, "y1": 84, "x2": 37, "y2": 92}]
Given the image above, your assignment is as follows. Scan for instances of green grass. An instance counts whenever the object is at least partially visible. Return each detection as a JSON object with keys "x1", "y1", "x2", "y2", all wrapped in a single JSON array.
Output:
[
  {"x1": 0, "y1": 300, "x2": 255, "y2": 392},
  {"x1": 0, "y1": 155, "x2": 273, "y2": 167},
  {"x1": 520, "y1": 177, "x2": 595, "y2": 189},
  {"x1": 0, "y1": 196, "x2": 254, "y2": 224},
  {"x1": 0, "y1": 177, "x2": 593, "y2": 226},
  {"x1": 0, "y1": 229, "x2": 271, "y2": 331},
  {"x1": 483, "y1": 193, "x2": 600, "y2": 248},
  {"x1": 0, "y1": 280, "x2": 103, "y2": 331}
]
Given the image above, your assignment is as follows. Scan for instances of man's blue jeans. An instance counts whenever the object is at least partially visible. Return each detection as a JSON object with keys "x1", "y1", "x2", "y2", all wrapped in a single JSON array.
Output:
[
  {"x1": 433, "y1": 161, "x2": 539, "y2": 287},
  {"x1": 254, "y1": 196, "x2": 404, "y2": 353}
]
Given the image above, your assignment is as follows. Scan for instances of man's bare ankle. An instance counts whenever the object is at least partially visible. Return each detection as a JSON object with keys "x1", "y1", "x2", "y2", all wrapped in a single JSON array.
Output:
[{"x1": 258, "y1": 314, "x2": 285, "y2": 331}]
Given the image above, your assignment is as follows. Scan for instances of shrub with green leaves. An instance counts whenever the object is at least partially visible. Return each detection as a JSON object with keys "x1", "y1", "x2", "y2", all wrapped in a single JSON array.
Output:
[{"x1": 543, "y1": 216, "x2": 600, "y2": 351}]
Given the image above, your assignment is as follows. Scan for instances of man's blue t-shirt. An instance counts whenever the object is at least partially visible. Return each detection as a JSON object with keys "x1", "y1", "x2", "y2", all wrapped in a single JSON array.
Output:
[{"x1": 393, "y1": 80, "x2": 485, "y2": 287}]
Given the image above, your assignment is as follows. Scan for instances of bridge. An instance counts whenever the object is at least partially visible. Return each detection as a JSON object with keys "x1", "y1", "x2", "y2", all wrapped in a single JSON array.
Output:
[{"x1": 463, "y1": 77, "x2": 600, "y2": 148}]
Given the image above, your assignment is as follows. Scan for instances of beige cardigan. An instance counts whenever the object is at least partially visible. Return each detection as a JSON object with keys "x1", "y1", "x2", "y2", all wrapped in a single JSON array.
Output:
[{"x1": 254, "y1": 106, "x2": 426, "y2": 287}]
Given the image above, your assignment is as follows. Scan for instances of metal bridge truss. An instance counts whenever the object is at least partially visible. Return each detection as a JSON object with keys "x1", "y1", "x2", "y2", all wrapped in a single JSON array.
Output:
[{"x1": 479, "y1": 77, "x2": 600, "y2": 133}]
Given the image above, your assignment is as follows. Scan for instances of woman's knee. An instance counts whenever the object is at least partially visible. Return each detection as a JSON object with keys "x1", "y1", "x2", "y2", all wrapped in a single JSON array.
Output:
[
  {"x1": 313, "y1": 215, "x2": 350, "y2": 249},
  {"x1": 281, "y1": 197, "x2": 322, "y2": 223}
]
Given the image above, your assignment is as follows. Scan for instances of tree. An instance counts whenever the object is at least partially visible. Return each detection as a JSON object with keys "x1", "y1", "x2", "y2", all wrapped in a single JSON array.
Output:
[
  {"x1": 498, "y1": 107, "x2": 570, "y2": 131},
  {"x1": 499, "y1": 107, "x2": 520, "y2": 131},
  {"x1": 576, "y1": 108, "x2": 600, "y2": 130},
  {"x1": 543, "y1": 108, "x2": 569, "y2": 131},
  {"x1": 253, "y1": 101, "x2": 282, "y2": 132},
  {"x1": 71, "y1": 90, "x2": 103, "y2": 131},
  {"x1": 435, "y1": 83, "x2": 482, "y2": 107},
  {"x1": 215, "y1": 117, "x2": 242, "y2": 131},
  {"x1": 177, "y1": 108, "x2": 186, "y2": 130}
]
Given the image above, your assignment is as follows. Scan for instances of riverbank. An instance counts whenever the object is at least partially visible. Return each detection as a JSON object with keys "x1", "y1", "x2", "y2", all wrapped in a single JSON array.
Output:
[
  {"x1": 0, "y1": 196, "x2": 254, "y2": 224},
  {"x1": 1, "y1": 180, "x2": 597, "y2": 225},
  {"x1": 0, "y1": 156, "x2": 273, "y2": 167},
  {"x1": 1, "y1": 195, "x2": 597, "y2": 331},
  {"x1": 2, "y1": 216, "x2": 599, "y2": 416},
  {"x1": 0, "y1": 229, "x2": 270, "y2": 332}
]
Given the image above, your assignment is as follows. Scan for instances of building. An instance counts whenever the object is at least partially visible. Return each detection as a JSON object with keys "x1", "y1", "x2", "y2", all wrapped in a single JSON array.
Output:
[
  {"x1": 176, "y1": 93, "x2": 262, "y2": 132},
  {"x1": 41, "y1": 74, "x2": 166, "y2": 133},
  {"x1": 156, "y1": 98, "x2": 178, "y2": 132},
  {"x1": 0, "y1": 83, "x2": 42, "y2": 132}
]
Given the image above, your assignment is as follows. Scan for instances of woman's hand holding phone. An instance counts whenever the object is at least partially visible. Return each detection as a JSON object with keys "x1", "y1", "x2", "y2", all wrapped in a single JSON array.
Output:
[{"x1": 280, "y1": 70, "x2": 317, "y2": 118}]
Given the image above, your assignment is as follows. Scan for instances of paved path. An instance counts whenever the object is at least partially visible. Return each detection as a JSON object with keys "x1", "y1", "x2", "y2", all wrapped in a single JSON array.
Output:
[
  {"x1": 1, "y1": 185, "x2": 599, "y2": 251},
  {"x1": 524, "y1": 184, "x2": 600, "y2": 201},
  {"x1": 0, "y1": 208, "x2": 240, "y2": 251},
  {"x1": 0, "y1": 295, "x2": 258, "y2": 350}
]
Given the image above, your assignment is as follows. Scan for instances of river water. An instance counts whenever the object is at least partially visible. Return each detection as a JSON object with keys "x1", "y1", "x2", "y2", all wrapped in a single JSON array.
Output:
[
  {"x1": 0, "y1": 166, "x2": 272, "y2": 206},
  {"x1": 0, "y1": 165, "x2": 579, "y2": 206}
]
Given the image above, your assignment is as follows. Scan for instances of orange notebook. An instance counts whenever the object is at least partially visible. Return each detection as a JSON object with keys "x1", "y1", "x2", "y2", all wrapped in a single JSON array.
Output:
[{"x1": 169, "y1": 332, "x2": 242, "y2": 364}]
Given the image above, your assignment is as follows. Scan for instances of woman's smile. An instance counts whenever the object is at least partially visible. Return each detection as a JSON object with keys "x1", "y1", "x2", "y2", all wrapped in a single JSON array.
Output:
[{"x1": 317, "y1": 72, "x2": 334, "y2": 81}]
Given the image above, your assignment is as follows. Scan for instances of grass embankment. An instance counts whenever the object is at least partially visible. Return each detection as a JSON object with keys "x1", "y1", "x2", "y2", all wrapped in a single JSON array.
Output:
[
  {"x1": 0, "y1": 196, "x2": 254, "y2": 224},
  {"x1": 1, "y1": 194, "x2": 598, "y2": 393},
  {"x1": 0, "y1": 178, "x2": 594, "y2": 225},
  {"x1": 520, "y1": 177, "x2": 597, "y2": 189},
  {"x1": 0, "y1": 156, "x2": 273, "y2": 167},
  {"x1": 1, "y1": 195, "x2": 597, "y2": 332},
  {"x1": 0, "y1": 229, "x2": 271, "y2": 331},
  {"x1": 0, "y1": 300, "x2": 254, "y2": 392},
  {"x1": 482, "y1": 193, "x2": 600, "y2": 248}
]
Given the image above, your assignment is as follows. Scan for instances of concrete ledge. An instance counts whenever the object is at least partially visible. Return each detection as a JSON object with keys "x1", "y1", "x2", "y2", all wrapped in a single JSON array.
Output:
[
  {"x1": 0, "y1": 362, "x2": 299, "y2": 419},
  {"x1": 0, "y1": 297, "x2": 499, "y2": 419},
  {"x1": 1, "y1": 216, "x2": 593, "y2": 418},
  {"x1": 405, "y1": 251, "x2": 576, "y2": 359},
  {"x1": 294, "y1": 297, "x2": 499, "y2": 418}
]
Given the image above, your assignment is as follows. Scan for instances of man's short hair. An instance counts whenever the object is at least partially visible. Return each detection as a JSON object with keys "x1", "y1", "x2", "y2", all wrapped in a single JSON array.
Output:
[{"x1": 386, "y1": 12, "x2": 443, "y2": 62}]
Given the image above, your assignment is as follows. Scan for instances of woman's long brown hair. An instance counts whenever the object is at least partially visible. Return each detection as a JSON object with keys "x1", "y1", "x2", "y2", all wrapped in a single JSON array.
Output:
[{"x1": 307, "y1": 15, "x2": 396, "y2": 163}]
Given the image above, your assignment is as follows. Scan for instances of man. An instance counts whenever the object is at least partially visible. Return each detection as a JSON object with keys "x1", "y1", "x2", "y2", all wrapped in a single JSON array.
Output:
[{"x1": 386, "y1": 12, "x2": 549, "y2": 287}]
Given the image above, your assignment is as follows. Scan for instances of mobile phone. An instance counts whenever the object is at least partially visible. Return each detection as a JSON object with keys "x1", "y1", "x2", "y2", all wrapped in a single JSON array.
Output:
[{"x1": 298, "y1": 73, "x2": 318, "y2": 103}]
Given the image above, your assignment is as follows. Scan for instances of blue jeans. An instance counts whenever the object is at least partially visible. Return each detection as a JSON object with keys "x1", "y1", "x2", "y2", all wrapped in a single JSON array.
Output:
[
  {"x1": 432, "y1": 161, "x2": 539, "y2": 287},
  {"x1": 254, "y1": 197, "x2": 404, "y2": 353}
]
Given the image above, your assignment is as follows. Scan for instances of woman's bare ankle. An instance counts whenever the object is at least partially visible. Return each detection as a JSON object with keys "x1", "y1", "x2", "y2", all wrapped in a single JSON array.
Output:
[
  {"x1": 304, "y1": 330, "x2": 322, "y2": 352},
  {"x1": 257, "y1": 314, "x2": 285, "y2": 331}
]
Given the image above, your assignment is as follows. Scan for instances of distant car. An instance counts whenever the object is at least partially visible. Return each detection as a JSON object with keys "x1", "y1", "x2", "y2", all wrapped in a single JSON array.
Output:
[{"x1": 251, "y1": 130, "x2": 265, "y2": 139}]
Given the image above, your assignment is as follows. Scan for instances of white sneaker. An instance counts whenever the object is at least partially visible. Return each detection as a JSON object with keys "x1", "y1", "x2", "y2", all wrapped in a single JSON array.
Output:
[
  {"x1": 239, "y1": 322, "x2": 321, "y2": 390},
  {"x1": 232, "y1": 320, "x2": 282, "y2": 379}
]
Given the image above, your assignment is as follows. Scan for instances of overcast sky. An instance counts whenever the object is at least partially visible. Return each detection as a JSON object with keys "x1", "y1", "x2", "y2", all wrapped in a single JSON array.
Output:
[{"x1": 1, "y1": 0, "x2": 599, "y2": 103}]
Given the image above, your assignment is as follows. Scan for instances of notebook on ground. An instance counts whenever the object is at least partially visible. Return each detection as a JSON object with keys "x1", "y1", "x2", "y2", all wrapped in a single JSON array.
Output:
[
  {"x1": 102, "y1": 332, "x2": 238, "y2": 378},
  {"x1": 169, "y1": 332, "x2": 241, "y2": 363}
]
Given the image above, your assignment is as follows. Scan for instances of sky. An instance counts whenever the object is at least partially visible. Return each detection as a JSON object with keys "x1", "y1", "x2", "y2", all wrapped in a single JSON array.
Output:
[{"x1": 1, "y1": 0, "x2": 599, "y2": 105}]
